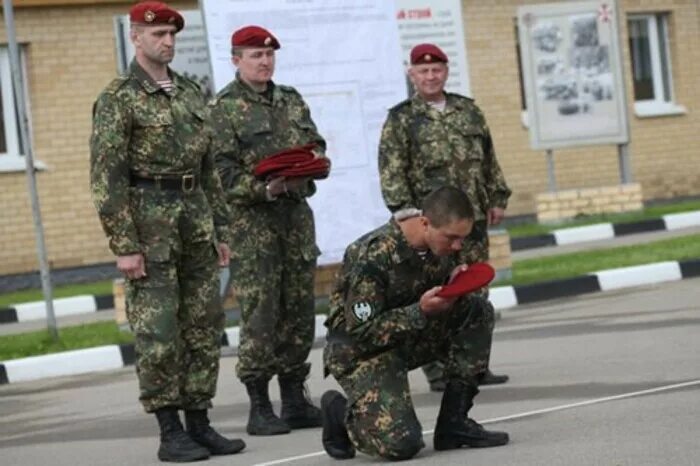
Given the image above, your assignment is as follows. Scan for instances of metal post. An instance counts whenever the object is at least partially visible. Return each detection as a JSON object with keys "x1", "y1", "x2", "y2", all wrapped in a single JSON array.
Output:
[
  {"x1": 3, "y1": 0, "x2": 59, "y2": 341},
  {"x1": 617, "y1": 143, "x2": 633, "y2": 184},
  {"x1": 546, "y1": 149, "x2": 557, "y2": 192}
]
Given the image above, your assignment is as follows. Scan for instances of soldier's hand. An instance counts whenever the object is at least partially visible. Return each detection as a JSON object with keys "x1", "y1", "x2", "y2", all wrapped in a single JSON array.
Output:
[
  {"x1": 117, "y1": 253, "x2": 146, "y2": 280},
  {"x1": 419, "y1": 286, "x2": 457, "y2": 316},
  {"x1": 217, "y1": 242, "x2": 231, "y2": 267},
  {"x1": 267, "y1": 176, "x2": 288, "y2": 197},
  {"x1": 488, "y1": 207, "x2": 505, "y2": 226},
  {"x1": 448, "y1": 264, "x2": 469, "y2": 284},
  {"x1": 284, "y1": 176, "x2": 310, "y2": 192}
]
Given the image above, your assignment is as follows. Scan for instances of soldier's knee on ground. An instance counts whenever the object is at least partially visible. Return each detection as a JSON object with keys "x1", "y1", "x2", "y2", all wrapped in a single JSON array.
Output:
[{"x1": 379, "y1": 428, "x2": 424, "y2": 461}]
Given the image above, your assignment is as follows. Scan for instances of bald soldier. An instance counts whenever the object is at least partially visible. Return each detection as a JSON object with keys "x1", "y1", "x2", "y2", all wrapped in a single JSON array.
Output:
[
  {"x1": 90, "y1": 1, "x2": 244, "y2": 462},
  {"x1": 378, "y1": 43, "x2": 512, "y2": 390},
  {"x1": 210, "y1": 25, "x2": 328, "y2": 436},
  {"x1": 321, "y1": 187, "x2": 509, "y2": 461}
]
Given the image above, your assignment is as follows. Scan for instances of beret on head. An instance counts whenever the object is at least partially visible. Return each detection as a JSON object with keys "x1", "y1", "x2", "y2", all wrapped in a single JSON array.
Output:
[
  {"x1": 410, "y1": 43, "x2": 448, "y2": 65},
  {"x1": 130, "y1": 1, "x2": 184, "y2": 32},
  {"x1": 231, "y1": 25, "x2": 281, "y2": 50}
]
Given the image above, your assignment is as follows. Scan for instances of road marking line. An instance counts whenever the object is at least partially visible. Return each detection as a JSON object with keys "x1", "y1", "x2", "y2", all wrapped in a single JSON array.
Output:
[{"x1": 252, "y1": 379, "x2": 700, "y2": 465}]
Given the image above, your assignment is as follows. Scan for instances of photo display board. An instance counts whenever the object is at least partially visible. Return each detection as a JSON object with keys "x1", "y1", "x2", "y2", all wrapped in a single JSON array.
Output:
[{"x1": 517, "y1": 1, "x2": 629, "y2": 150}]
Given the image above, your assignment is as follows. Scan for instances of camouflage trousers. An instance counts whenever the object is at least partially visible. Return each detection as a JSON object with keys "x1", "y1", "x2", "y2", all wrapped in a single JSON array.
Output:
[
  {"x1": 227, "y1": 199, "x2": 319, "y2": 383},
  {"x1": 325, "y1": 296, "x2": 496, "y2": 459},
  {"x1": 125, "y1": 188, "x2": 225, "y2": 413},
  {"x1": 422, "y1": 219, "x2": 492, "y2": 383}
]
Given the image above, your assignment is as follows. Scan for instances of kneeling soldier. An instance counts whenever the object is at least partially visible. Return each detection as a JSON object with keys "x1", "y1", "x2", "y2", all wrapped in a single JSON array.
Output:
[{"x1": 321, "y1": 187, "x2": 509, "y2": 460}]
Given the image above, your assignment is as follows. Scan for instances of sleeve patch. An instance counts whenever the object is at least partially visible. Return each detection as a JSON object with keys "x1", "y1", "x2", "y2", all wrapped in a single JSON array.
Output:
[{"x1": 351, "y1": 301, "x2": 373, "y2": 322}]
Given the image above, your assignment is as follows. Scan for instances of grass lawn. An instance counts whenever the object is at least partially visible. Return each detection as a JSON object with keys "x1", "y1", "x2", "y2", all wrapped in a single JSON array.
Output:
[
  {"x1": 0, "y1": 280, "x2": 114, "y2": 309},
  {"x1": 3, "y1": 234, "x2": 699, "y2": 361},
  {"x1": 506, "y1": 199, "x2": 700, "y2": 238},
  {"x1": 501, "y1": 233, "x2": 700, "y2": 286},
  {"x1": 0, "y1": 321, "x2": 133, "y2": 362}
]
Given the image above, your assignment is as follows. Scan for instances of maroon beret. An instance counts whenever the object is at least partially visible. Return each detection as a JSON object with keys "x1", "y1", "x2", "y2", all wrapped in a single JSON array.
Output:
[
  {"x1": 410, "y1": 43, "x2": 448, "y2": 65},
  {"x1": 129, "y1": 1, "x2": 184, "y2": 32},
  {"x1": 436, "y1": 262, "x2": 495, "y2": 298},
  {"x1": 254, "y1": 144, "x2": 329, "y2": 180},
  {"x1": 231, "y1": 25, "x2": 281, "y2": 50}
]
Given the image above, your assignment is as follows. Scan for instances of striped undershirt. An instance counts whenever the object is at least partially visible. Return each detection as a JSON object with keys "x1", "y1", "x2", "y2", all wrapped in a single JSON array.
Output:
[{"x1": 157, "y1": 78, "x2": 175, "y2": 94}]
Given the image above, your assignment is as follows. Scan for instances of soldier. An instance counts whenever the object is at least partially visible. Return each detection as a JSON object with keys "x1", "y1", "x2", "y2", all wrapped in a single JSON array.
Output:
[
  {"x1": 90, "y1": 2, "x2": 244, "y2": 462},
  {"x1": 210, "y1": 25, "x2": 328, "y2": 436},
  {"x1": 321, "y1": 187, "x2": 509, "y2": 461},
  {"x1": 378, "y1": 43, "x2": 512, "y2": 391}
]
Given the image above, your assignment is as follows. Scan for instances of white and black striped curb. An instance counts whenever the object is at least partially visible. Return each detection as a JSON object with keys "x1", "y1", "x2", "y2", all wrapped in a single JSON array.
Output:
[
  {"x1": 510, "y1": 210, "x2": 700, "y2": 251},
  {"x1": 0, "y1": 294, "x2": 114, "y2": 325},
  {"x1": 489, "y1": 258, "x2": 700, "y2": 310},
  {"x1": 2, "y1": 258, "x2": 699, "y2": 386},
  {"x1": 0, "y1": 315, "x2": 326, "y2": 385}
]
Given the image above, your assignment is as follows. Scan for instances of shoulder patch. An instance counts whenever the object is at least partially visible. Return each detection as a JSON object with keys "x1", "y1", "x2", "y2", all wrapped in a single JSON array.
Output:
[{"x1": 351, "y1": 301, "x2": 373, "y2": 322}]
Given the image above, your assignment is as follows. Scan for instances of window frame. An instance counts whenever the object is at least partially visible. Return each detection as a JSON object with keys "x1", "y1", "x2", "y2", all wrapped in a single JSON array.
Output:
[
  {"x1": 0, "y1": 45, "x2": 43, "y2": 172},
  {"x1": 627, "y1": 13, "x2": 685, "y2": 118}
]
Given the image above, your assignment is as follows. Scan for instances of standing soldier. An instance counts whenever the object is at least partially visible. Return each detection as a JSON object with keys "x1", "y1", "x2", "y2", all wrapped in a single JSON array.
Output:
[
  {"x1": 210, "y1": 25, "x2": 327, "y2": 436},
  {"x1": 378, "y1": 43, "x2": 512, "y2": 391},
  {"x1": 90, "y1": 2, "x2": 244, "y2": 462},
  {"x1": 321, "y1": 187, "x2": 509, "y2": 461}
]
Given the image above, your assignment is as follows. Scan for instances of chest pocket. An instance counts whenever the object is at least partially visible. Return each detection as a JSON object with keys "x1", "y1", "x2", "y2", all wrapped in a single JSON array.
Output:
[
  {"x1": 453, "y1": 124, "x2": 486, "y2": 162},
  {"x1": 236, "y1": 118, "x2": 273, "y2": 148},
  {"x1": 135, "y1": 109, "x2": 173, "y2": 129}
]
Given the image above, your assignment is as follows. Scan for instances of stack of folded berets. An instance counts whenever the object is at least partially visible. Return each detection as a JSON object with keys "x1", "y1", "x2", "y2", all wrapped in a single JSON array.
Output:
[{"x1": 254, "y1": 144, "x2": 330, "y2": 180}]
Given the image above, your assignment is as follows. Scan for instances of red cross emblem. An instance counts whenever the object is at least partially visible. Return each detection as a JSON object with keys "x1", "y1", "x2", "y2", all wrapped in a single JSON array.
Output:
[{"x1": 598, "y1": 3, "x2": 612, "y2": 23}]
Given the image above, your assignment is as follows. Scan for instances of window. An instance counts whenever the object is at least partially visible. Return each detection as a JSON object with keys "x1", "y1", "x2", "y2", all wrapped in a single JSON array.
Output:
[
  {"x1": 627, "y1": 14, "x2": 685, "y2": 117},
  {"x1": 0, "y1": 46, "x2": 39, "y2": 172}
]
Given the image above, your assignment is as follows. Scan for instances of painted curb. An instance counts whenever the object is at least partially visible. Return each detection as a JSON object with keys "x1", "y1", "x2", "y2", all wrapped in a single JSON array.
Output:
[
  {"x1": 0, "y1": 294, "x2": 113, "y2": 325},
  {"x1": 510, "y1": 210, "x2": 700, "y2": 252},
  {"x1": 1, "y1": 258, "x2": 698, "y2": 385}
]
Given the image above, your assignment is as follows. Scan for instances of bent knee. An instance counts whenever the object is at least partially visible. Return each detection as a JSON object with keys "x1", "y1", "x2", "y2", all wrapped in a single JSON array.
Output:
[{"x1": 379, "y1": 430, "x2": 424, "y2": 461}]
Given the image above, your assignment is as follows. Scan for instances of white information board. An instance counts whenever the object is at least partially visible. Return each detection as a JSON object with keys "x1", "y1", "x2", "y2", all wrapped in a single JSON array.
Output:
[
  {"x1": 114, "y1": 0, "x2": 472, "y2": 264},
  {"x1": 517, "y1": 1, "x2": 629, "y2": 150},
  {"x1": 201, "y1": 0, "x2": 406, "y2": 265}
]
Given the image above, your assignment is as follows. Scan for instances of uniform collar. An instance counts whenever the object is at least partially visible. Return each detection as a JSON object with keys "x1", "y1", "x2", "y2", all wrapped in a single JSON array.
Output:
[
  {"x1": 234, "y1": 73, "x2": 278, "y2": 104},
  {"x1": 129, "y1": 59, "x2": 180, "y2": 96},
  {"x1": 387, "y1": 218, "x2": 428, "y2": 264},
  {"x1": 411, "y1": 92, "x2": 464, "y2": 115}
]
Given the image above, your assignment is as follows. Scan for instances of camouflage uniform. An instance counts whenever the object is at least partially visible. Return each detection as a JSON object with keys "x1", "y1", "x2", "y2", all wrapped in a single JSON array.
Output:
[
  {"x1": 90, "y1": 60, "x2": 230, "y2": 413},
  {"x1": 323, "y1": 220, "x2": 495, "y2": 459},
  {"x1": 209, "y1": 74, "x2": 325, "y2": 383},
  {"x1": 378, "y1": 92, "x2": 511, "y2": 382}
]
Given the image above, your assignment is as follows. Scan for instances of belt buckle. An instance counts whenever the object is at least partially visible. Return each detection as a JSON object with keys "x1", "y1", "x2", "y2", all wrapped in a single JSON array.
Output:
[{"x1": 182, "y1": 174, "x2": 195, "y2": 193}]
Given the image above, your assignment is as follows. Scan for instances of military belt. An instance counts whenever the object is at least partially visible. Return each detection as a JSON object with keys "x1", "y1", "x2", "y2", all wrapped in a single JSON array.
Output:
[{"x1": 130, "y1": 171, "x2": 198, "y2": 193}]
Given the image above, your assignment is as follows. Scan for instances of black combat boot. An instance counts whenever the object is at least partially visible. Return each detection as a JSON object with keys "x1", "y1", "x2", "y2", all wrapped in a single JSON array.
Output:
[
  {"x1": 478, "y1": 369, "x2": 509, "y2": 385},
  {"x1": 154, "y1": 407, "x2": 210, "y2": 462},
  {"x1": 245, "y1": 378, "x2": 291, "y2": 435},
  {"x1": 279, "y1": 375, "x2": 323, "y2": 429},
  {"x1": 184, "y1": 409, "x2": 246, "y2": 455},
  {"x1": 321, "y1": 390, "x2": 356, "y2": 459},
  {"x1": 433, "y1": 380, "x2": 509, "y2": 451}
]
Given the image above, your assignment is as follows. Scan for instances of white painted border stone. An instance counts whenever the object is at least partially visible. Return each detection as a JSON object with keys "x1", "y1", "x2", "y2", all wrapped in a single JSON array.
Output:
[
  {"x1": 662, "y1": 211, "x2": 700, "y2": 231},
  {"x1": 4, "y1": 345, "x2": 124, "y2": 383},
  {"x1": 553, "y1": 223, "x2": 615, "y2": 246},
  {"x1": 490, "y1": 286, "x2": 518, "y2": 310},
  {"x1": 13, "y1": 295, "x2": 97, "y2": 322},
  {"x1": 594, "y1": 261, "x2": 682, "y2": 291}
]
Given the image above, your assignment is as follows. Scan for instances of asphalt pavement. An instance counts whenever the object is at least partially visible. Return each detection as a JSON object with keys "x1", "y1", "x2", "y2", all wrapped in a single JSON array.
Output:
[{"x1": 2, "y1": 277, "x2": 699, "y2": 465}]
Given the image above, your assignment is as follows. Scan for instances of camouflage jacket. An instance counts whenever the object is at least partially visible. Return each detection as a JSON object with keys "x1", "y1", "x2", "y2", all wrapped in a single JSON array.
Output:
[
  {"x1": 378, "y1": 93, "x2": 511, "y2": 221},
  {"x1": 209, "y1": 75, "x2": 326, "y2": 207},
  {"x1": 90, "y1": 60, "x2": 231, "y2": 255},
  {"x1": 325, "y1": 219, "x2": 459, "y2": 357}
]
